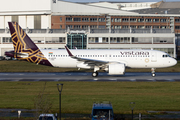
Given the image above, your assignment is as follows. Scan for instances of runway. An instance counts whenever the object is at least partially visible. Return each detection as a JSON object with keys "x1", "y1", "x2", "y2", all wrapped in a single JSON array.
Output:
[{"x1": 0, "y1": 72, "x2": 180, "y2": 81}]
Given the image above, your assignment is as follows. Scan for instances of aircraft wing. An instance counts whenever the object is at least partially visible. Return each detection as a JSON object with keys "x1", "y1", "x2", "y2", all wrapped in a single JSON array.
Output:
[{"x1": 65, "y1": 46, "x2": 109, "y2": 66}]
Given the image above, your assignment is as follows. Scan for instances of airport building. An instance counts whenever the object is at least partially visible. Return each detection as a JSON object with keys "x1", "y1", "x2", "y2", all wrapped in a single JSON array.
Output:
[{"x1": 0, "y1": 0, "x2": 179, "y2": 58}]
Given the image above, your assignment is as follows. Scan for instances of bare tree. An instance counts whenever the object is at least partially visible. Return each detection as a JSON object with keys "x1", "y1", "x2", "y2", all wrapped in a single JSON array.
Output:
[{"x1": 33, "y1": 82, "x2": 53, "y2": 120}]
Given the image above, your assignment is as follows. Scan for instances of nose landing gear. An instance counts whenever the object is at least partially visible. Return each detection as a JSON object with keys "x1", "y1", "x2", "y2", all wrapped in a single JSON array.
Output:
[{"x1": 151, "y1": 68, "x2": 156, "y2": 77}]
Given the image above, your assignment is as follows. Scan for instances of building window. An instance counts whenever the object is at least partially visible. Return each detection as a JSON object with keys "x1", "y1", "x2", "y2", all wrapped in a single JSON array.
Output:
[
  {"x1": 98, "y1": 26, "x2": 106, "y2": 29},
  {"x1": 117, "y1": 37, "x2": 120, "y2": 43},
  {"x1": 3, "y1": 37, "x2": 12, "y2": 43},
  {"x1": 74, "y1": 18, "x2": 81, "y2": 22},
  {"x1": 132, "y1": 37, "x2": 138, "y2": 43},
  {"x1": 67, "y1": 34, "x2": 87, "y2": 49},
  {"x1": 110, "y1": 37, "x2": 116, "y2": 43},
  {"x1": 114, "y1": 26, "x2": 121, "y2": 29},
  {"x1": 175, "y1": 19, "x2": 180, "y2": 23},
  {"x1": 98, "y1": 18, "x2": 105, "y2": 22},
  {"x1": 153, "y1": 19, "x2": 159, "y2": 22},
  {"x1": 95, "y1": 37, "x2": 99, "y2": 43},
  {"x1": 90, "y1": 25, "x2": 97, "y2": 29},
  {"x1": 66, "y1": 25, "x2": 73, "y2": 29},
  {"x1": 90, "y1": 18, "x2": 97, "y2": 22},
  {"x1": 145, "y1": 26, "x2": 151, "y2": 28},
  {"x1": 130, "y1": 26, "x2": 136, "y2": 29},
  {"x1": 138, "y1": 18, "x2": 144, "y2": 22},
  {"x1": 114, "y1": 18, "x2": 121, "y2": 22},
  {"x1": 111, "y1": 18, "x2": 114, "y2": 22},
  {"x1": 161, "y1": 19, "x2": 167, "y2": 22},
  {"x1": 122, "y1": 18, "x2": 129, "y2": 22},
  {"x1": 47, "y1": 37, "x2": 59, "y2": 43},
  {"x1": 153, "y1": 37, "x2": 173, "y2": 44},
  {"x1": 102, "y1": 37, "x2": 108, "y2": 43},
  {"x1": 122, "y1": 25, "x2": 129, "y2": 29},
  {"x1": 60, "y1": 25, "x2": 62, "y2": 29},
  {"x1": 82, "y1": 18, "x2": 89, "y2": 22},
  {"x1": 153, "y1": 26, "x2": 159, "y2": 29},
  {"x1": 175, "y1": 26, "x2": 180, "y2": 29},
  {"x1": 160, "y1": 26, "x2": 168, "y2": 29},
  {"x1": 138, "y1": 26, "x2": 145, "y2": 29},
  {"x1": 60, "y1": 17, "x2": 62, "y2": 22},
  {"x1": 120, "y1": 38, "x2": 124, "y2": 43},
  {"x1": 110, "y1": 37, "x2": 130, "y2": 43},
  {"x1": 82, "y1": 25, "x2": 88, "y2": 29},
  {"x1": 74, "y1": 25, "x2": 81, "y2": 29},
  {"x1": 124, "y1": 37, "x2": 130, "y2": 43},
  {"x1": 59, "y1": 37, "x2": 65, "y2": 43},
  {"x1": 88, "y1": 37, "x2": 97, "y2": 43},
  {"x1": 66, "y1": 17, "x2": 73, "y2": 22},
  {"x1": 145, "y1": 18, "x2": 152, "y2": 22},
  {"x1": 132, "y1": 37, "x2": 152, "y2": 43},
  {"x1": 130, "y1": 18, "x2": 137, "y2": 22}
]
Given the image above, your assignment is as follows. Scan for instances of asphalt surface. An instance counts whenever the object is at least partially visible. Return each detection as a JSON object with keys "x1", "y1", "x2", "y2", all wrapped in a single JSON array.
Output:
[{"x1": 0, "y1": 72, "x2": 180, "y2": 81}]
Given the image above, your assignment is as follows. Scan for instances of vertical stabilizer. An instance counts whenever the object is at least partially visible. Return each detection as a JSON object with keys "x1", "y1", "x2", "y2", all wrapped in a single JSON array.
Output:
[{"x1": 8, "y1": 22, "x2": 52, "y2": 66}]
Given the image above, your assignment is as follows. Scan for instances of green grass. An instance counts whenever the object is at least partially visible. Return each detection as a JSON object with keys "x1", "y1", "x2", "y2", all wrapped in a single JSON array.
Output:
[
  {"x1": 0, "y1": 82, "x2": 180, "y2": 114},
  {"x1": 0, "y1": 60, "x2": 179, "y2": 72},
  {"x1": 0, "y1": 60, "x2": 180, "y2": 115}
]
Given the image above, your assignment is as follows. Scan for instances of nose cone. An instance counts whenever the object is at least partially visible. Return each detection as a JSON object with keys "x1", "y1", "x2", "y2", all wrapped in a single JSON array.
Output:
[{"x1": 172, "y1": 58, "x2": 177, "y2": 66}]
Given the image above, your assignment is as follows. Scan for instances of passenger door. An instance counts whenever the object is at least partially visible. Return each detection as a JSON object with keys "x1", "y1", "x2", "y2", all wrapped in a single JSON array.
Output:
[{"x1": 151, "y1": 51, "x2": 157, "y2": 62}]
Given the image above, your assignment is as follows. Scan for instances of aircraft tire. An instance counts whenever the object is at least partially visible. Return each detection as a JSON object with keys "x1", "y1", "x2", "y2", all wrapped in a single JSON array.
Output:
[
  {"x1": 92, "y1": 72, "x2": 98, "y2": 77},
  {"x1": 152, "y1": 73, "x2": 156, "y2": 77}
]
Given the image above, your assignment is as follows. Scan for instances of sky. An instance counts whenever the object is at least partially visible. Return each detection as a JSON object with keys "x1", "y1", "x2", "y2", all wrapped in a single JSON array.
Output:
[{"x1": 63, "y1": 0, "x2": 180, "y2": 3}]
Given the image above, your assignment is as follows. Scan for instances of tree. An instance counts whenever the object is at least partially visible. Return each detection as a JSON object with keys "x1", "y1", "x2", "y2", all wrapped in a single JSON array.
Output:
[{"x1": 33, "y1": 82, "x2": 53, "y2": 119}]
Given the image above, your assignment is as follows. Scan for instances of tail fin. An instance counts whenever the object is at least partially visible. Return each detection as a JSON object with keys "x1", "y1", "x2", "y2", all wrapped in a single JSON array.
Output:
[{"x1": 8, "y1": 22, "x2": 52, "y2": 66}]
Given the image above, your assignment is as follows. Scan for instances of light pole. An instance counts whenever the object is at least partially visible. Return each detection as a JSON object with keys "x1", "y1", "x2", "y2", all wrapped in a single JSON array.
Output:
[
  {"x1": 129, "y1": 102, "x2": 135, "y2": 120},
  {"x1": 57, "y1": 84, "x2": 63, "y2": 120}
]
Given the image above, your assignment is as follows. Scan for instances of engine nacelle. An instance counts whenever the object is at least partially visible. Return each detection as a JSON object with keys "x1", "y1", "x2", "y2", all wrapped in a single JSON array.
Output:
[{"x1": 108, "y1": 63, "x2": 125, "y2": 75}]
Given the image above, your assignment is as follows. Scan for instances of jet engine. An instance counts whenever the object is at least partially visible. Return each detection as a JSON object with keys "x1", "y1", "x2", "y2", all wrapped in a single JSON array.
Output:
[{"x1": 108, "y1": 63, "x2": 125, "y2": 75}]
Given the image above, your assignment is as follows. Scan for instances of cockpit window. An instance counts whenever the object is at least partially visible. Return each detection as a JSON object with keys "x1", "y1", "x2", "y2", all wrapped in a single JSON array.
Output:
[{"x1": 162, "y1": 54, "x2": 171, "y2": 58}]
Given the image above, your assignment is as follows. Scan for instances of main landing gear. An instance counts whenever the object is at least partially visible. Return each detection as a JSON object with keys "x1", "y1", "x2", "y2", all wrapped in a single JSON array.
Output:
[
  {"x1": 151, "y1": 68, "x2": 156, "y2": 77},
  {"x1": 92, "y1": 66, "x2": 99, "y2": 77},
  {"x1": 92, "y1": 71, "x2": 98, "y2": 77}
]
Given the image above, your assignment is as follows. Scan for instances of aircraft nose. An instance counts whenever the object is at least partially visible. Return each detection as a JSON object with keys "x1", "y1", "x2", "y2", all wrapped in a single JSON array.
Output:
[{"x1": 171, "y1": 58, "x2": 177, "y2": 66}]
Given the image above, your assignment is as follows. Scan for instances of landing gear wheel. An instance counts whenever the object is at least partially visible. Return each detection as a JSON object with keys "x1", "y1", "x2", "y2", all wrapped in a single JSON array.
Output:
[
  {"x1": 152, "y1": 73, "x2": 156, "y2": 77},
  {"x1": 92, "y1": 71, "x2": 98, "y2": 77},
  {"x1": 151, "y1": 68, "x2": 156, "y2": 77}
]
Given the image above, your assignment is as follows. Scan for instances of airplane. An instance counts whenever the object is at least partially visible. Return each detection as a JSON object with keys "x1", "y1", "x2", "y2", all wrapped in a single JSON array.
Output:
[{"x1": 5, "y1": 22, "x2": 177, "y2": 77}]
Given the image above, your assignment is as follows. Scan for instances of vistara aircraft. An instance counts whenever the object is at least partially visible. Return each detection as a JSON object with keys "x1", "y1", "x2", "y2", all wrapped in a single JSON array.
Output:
[{"x1": 5, "y1": 22, "x2": 177, "y2": 77}]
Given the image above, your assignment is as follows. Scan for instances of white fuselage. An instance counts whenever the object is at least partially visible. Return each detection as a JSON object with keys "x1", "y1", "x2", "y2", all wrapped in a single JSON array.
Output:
[{"x1": 41, "y1": 49, "x2": 177, "y2": 69}]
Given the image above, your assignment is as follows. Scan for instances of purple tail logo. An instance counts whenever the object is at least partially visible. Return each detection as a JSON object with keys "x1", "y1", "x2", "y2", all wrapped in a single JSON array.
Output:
[{"x1": 8, "y1": 22, "x2": 52, "y2": 66}]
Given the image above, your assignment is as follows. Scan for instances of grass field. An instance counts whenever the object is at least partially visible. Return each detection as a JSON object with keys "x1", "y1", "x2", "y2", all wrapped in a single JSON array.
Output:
[
  {"x1": 0, "y1": 60, "x2": 180, "y2": 72},
  {"x1": 0, "y1": 60, "x2": 180, "y2": 115},
  {"x1": 0, "y1": 81, "x2": 180, "y2": 114}
]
